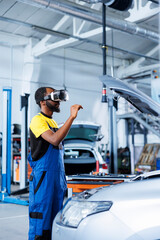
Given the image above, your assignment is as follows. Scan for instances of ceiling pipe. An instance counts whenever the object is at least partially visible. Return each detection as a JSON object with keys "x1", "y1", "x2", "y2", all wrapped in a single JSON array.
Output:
[
  {"x1": 0, "y1": 15, "x2": 158, "y2": 61},
  {"x1": 17, "y1": 0, "x2": 160, "y2": 43}
]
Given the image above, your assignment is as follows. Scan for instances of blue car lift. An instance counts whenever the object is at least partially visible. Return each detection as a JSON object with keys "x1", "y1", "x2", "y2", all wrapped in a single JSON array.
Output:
[{"x1": 0, "y1": 88, "x2": 28, "y2": 206}]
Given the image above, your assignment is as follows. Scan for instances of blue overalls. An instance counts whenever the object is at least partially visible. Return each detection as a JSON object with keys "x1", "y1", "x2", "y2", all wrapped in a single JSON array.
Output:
[{"x1": 28, "y1": 142, "x2": 67, "y2": 240}]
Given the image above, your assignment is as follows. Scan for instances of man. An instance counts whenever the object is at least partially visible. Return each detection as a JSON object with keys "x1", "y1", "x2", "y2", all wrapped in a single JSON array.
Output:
[{"x1": 28, "y1": 87, "x2": 83, "y2": 240}]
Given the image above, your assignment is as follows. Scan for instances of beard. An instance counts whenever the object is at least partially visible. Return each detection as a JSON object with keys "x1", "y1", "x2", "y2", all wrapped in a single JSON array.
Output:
[{"x1": 46, "y1": 101, "x2": 60, "y2": 112}]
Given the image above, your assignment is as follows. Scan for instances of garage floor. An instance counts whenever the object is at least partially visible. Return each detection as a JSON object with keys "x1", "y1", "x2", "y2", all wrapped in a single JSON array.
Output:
[
  {"x1": 0, "y1": 160, "x2": 29, "y2": 239},
  {"x1": 0, "y1": 203, "x2": 29, "y2": 240},
  {"x1": 0, "y1": 174, "x2": 29, "y2": 239}
]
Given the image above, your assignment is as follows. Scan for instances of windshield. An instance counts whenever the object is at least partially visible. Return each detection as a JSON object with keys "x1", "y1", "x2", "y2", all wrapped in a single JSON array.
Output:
[{"x1": 65, "y1": 127, "x2": 100, "y2": 142}]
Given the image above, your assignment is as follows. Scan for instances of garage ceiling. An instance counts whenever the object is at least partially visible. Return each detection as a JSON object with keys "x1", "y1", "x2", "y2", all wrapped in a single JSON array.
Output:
[{"x1": 0, "y1": 0, "x2": 159, "y2": 93}]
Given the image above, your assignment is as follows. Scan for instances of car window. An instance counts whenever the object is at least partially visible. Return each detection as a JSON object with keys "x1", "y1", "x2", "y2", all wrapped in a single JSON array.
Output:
[
  {"x1": 64, "y1": 149, "x2": 94, "y2": 159},
  {"x1": 64, "y1": 127, "x2": 100, "y2": 142}
]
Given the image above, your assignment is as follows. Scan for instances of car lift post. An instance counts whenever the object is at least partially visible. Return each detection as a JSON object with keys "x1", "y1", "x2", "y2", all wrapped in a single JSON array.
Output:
[
  {"x1": 1, "y1": 88, "x2": 12, "y2": 197},
  {"x1": 130, "y1": 119, "x2": 135, "y2": 174},
  {"x1": 0, "y1": 88, "x2": 28, "y2": 205},
  {"x1": 108, "y1": 95, "x2": 118, "y2": 174},
  {"x1": 20, "y1": 93, "x2": 30, "y2": 189},
  {"x1": 101, "y1": 3, "x2": 108, "y2": 103},
  {"x1": 101, "y1": 3, "x2": 118, "y2": 174}
]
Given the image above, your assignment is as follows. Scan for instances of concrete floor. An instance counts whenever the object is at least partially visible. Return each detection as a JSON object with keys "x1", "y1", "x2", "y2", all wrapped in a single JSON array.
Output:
[
  {"x1": 0, "y1": 155, "x2": 29, "y2": 239},
  {"x1": 0, "y1": 203, "x2": 29, "y2": 240}
]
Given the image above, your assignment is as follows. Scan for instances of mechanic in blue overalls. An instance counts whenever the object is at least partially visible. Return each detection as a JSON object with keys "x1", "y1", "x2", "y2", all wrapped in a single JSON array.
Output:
[{"x1": 28, "y1": 87, "x2": 83, "y2": 240}]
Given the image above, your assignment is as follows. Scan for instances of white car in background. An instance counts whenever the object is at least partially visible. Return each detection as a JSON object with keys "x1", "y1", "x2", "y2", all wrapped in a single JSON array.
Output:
[{"x1": 62, "y1": 121, "x2": 107, "y2": 175}]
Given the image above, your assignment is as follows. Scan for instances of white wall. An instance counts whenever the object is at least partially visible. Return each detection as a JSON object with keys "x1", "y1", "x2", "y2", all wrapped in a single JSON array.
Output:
[
  {"x1": 0, "y1": 40, "x2": 159, "y2": 149},
  {"x1": 34, "y1": 53, "x2": 109, "y2": 143},
  {"x1": 0, "y1": 43, "x2": 109, "y2": 144},
  {"x1": 0, "y1": 43, "x2": 40, "y2": 133},
  {"x1": 0, "y1": 45, "x2": 24, "y2": 132}
]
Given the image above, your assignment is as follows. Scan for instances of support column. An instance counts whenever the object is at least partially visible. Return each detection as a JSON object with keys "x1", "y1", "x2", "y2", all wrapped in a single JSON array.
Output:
[
  {"x1": 108, "y1": 98, "x2": 113, "y2": 173},
  {"x1": 22, "y1": 38, "x2": 41, "y2": 119},
  {"x1": 113, "y1": 104, "x2": 118, "y2": 174},
  {"x1": 20, "y1": 94, "x2": 30, "y2": 189},
  {"x1": 125, "y1": 119, "x2": 129, "y2": 147},
  {"x1": 101, "y1": 3, "x2": 107, "y2": 103},
  {"x1": 2, "y1": 88, "x2": 12, "y2": 195},
  {"x1": 108, "y1": 96, "x2": 118, "y2": 174},
  {"x1": 130, "y1": 119, "x2": 135, "y2": 174},
  {"x1": 144, "y1": 127, "x2": 148, "y2": 146}
]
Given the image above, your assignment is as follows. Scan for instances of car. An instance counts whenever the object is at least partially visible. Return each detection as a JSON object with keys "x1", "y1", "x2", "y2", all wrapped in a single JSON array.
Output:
[
  {"x1": 62, "y1": 121, "x2": 107, "y2": 175},
  {"x1": 53, "y1": 177, "x2": 160, "y2": 240},
  {"x1": 52, "y1": 76, "x2": 160, "y2": 239}
]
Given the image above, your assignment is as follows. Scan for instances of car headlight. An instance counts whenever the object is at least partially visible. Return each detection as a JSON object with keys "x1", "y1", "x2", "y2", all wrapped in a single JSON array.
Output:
[{"x1": 56, "y1": 199, "x2": 112, "y2": 228}]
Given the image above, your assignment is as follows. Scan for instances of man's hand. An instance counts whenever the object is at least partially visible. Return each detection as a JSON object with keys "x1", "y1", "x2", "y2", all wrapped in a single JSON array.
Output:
[{"x1": 70, "y1": 104, "x2": 83, "y2": 119}]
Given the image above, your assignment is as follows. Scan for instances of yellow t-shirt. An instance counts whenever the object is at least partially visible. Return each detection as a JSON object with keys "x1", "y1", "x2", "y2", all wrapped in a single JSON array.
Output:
[
  {"x1": 30, "y1": 112, "x2": 58, "y2": 138},
  {"x1": 29, "y1": 112, "x2": 59, "y2": 161}
]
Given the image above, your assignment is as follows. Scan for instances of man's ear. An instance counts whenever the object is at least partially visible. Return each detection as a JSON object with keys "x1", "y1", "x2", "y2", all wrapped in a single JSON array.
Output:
[{"x1": 40, "y1": 100, "x2": 45, "y2": 106}]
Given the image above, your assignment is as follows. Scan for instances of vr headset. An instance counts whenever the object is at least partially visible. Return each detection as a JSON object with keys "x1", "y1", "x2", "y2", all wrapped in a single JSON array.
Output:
[{"x1": 44, "y1": 89, "x2": 69, "y2": 102}]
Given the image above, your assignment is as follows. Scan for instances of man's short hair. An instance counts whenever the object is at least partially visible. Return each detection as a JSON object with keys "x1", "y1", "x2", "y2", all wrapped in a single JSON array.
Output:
[{"x1": 35, "y1": 87, "x2": 54, "y2": 107}]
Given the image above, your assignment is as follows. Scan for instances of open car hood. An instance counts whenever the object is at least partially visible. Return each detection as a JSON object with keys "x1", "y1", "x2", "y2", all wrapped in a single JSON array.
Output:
[{"x1": 100, "y1": 75, "x2": 160, "y2": 117}]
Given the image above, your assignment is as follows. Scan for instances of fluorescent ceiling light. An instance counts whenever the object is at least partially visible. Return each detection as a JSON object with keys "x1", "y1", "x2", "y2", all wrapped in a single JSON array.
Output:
[
  {"x1": 32, "y1": 26, "x2": 70, "y2": 38},
  {"x1": 0, "y1": 16, "x2": 70, "y2": 39}
]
